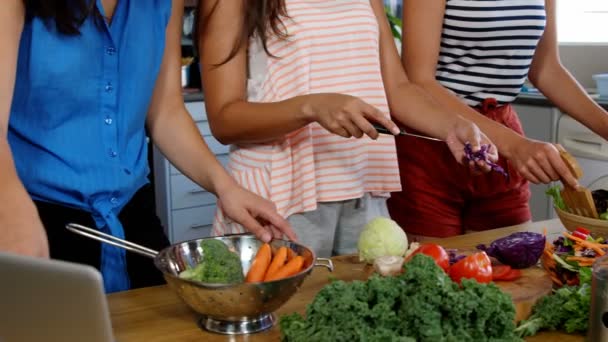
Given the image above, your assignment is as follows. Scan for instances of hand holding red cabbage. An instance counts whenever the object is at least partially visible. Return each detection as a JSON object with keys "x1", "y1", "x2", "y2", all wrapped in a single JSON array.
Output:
[{"x1": 464, "y1": 143, "x2": 508, "y2": 178}]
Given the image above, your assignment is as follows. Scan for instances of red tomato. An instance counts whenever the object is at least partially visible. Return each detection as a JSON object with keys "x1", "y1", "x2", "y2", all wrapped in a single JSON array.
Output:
[
  {"x1": 448, "y1": 252, "x2": 493, "y2": 284},
  {"x1": 572, "y1": 231, "x2": 588, "y2": 240},
  {"x1": 492, "y1": 265, "x2": 512, "y2": 280},
  {"x1": 408, "y1": 244, "x2": 450, "y2": 271},
  {"x1": 496, "y1": 269, "x2": 522, "y2": 281},
  {"x1": 575, "y1": 227, "x2": 591, "y2": 235}
]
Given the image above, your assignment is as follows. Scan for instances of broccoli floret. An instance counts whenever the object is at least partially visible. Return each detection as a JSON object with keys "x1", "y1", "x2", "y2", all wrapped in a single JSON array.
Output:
[{"x1": 179, "y1": 239, "x2": 244, "y2": 284}]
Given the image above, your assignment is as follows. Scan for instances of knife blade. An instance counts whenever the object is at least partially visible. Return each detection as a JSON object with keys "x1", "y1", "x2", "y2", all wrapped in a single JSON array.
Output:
[{"x1": 372, "y1": 123, "x2": 442, "y2": 142}]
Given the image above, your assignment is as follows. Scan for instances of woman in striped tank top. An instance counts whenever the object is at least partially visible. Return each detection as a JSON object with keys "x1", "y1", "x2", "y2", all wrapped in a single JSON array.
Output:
[
  {"x1": 388, "y1": 0, "x2": 608, "y2": 238},
  {"x1": 197, "y1": 0, "x2": 496, "y2": 257}
]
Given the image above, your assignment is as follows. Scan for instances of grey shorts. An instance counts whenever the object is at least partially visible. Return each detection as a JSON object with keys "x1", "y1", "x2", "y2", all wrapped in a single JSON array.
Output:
[{"x1": 287, "y1": 194, "x2": 389, "y2": 258}]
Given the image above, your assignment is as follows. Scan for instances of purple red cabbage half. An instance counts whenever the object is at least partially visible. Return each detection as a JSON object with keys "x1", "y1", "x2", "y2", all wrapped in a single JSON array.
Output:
[
  {"x1": 464, "y1": 143, "x2": 508, "y2": 179},
  {"x1": 446, "y1": 248, "x2": 466, "y2": 265},
  {"x1": 476, "y1": 232, "x2": 546, "y2": 269}
]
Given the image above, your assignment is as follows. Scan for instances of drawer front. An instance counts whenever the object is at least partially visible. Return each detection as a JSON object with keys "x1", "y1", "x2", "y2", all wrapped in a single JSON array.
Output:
[
  {"x1": 170, "y1": 152, "x2": 230, "y2": 175},
  {"x1": 197, "y1": 121, "x2": 212, "y2": 137},
  {"x1": 204, "y1": 134, "x2": 230, "y2": 155},
  {"x1": 170, "y1": 205, "x2": 216, "y2": 243},
  {"x1": 185, "y1": 102, "x2": 207, "y2": 122},
  {"x1": 170, "y1": 174, "x2": 217, "y2": 209}
]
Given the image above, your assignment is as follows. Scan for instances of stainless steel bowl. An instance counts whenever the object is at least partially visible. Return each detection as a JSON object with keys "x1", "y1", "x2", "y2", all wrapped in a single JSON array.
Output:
[{"x1": 66, "y1": 224, "x2": 333, "y2": 335}]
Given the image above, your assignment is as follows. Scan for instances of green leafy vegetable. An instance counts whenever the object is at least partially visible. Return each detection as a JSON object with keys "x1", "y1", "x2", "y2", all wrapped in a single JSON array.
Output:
[
  {"x1": 546, "y1": 185, "x2": 567, "y2": 211},
  {"x1": 385, "y1": 6, "x2": 402, "y2": 42},
  {"x1": 515, "y1": 284, "x2": 591, "y2": 337},
  {"x1": 280, "y1": 254, "x2": 521, "y2": 342},
  {"x1": 179, "y1": 239, "x2": 244, "y2": 284},
  {"x1": 357, "y1": 217, "x2": 408, "y2": 264},
  {"x1": 578, "y1": 267, "x2": 593, "y2": 285}
]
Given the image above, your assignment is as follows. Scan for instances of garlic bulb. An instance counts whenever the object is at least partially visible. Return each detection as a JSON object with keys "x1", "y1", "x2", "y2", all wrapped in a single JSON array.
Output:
[{"x1": 373, "y1": 255, "x2": 405, "y2": 276}]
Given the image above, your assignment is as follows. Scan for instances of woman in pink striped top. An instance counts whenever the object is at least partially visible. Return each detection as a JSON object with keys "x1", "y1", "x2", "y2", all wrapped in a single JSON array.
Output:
[{"x1": 197, "y1": 0, "x2": 496, "y2": 257}]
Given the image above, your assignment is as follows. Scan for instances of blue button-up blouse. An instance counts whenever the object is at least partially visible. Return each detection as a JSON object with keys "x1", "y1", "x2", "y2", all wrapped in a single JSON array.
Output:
[{"x1": 9, "y1": 0, "x2": 172, "y2": 292}]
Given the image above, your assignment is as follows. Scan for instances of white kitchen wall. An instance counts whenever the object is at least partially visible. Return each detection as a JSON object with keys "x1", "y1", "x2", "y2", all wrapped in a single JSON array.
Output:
[{"x1": 559, "y1": 45, "x2": 608, "y2": 89}]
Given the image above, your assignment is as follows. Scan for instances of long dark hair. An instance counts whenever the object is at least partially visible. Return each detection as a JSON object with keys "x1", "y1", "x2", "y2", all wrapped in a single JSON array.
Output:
[
  {"x1": 196, "y1": 0, "x2": 289, "y2": 64},
  {"x1": 23, "y1": 0, "x2": 101, "y2": 35}
]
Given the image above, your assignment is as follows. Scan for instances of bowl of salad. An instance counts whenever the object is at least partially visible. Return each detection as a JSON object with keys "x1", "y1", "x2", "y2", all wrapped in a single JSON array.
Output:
[
  {"x1": 541, "y1": 227, "x2": 607, "y2": 287},
  {"x1": 547, "y1": 186, "x2": 608, "y2": 236}
]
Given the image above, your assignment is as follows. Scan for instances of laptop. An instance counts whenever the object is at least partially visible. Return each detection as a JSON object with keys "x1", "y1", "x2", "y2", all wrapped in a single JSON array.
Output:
[{"x1": 0, "y1": 252, "x2": 114, "y2": 342}]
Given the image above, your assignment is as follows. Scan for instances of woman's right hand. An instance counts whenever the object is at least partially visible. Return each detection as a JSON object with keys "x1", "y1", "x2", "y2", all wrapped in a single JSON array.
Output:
[
  {"x1": 303, "y1": 93, "x2": 400, "y2": 139},
  {"x1": 506, "y1": 136, "x2": 579, "y2": 188}
]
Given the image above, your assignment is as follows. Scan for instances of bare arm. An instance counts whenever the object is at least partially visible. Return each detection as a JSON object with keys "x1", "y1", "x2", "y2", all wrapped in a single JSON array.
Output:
[
  {"x1": 371, "y1": 0, "x2": 470, "y2": 138},
  {"x1": 529, "y1": 0, "x2": 608, "y2": 139},
  {"x1": 400, "y1": 0, "x2": 578, "y2": 187},
  {"x1": 0, "y1": 0, "x2": 48, "y2": 257},
  {"x1": 198, "y1": 0, "x2": 398, "y2": 145},
  {"x1": 370, "y1": 0, "x2": 495, "y2": 167},
  {"x1": 147, "y1": 0, "x2": 294, "y2": 241},
  {"x1": 197, "y1": 0, "x2": 309, "y2": 145}
]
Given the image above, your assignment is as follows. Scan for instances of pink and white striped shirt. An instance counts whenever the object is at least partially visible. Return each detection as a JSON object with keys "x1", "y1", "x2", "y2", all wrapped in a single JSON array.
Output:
[{"x1": 213, "y1": 0, "x2": 401, "y2": 235}]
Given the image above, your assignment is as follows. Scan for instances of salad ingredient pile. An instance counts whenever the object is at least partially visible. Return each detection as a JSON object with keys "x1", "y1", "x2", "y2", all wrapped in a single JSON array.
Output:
[
  {"x1": 515, "y1": 283, "x2": 591, "y2": 337},
  {"x1": 280, "y1": 254, "x2": 520, "y2": 341},
  {"x1": 357, "y1": 217, "x2": 408, "y2": 264},
  {"x1": 179, "y1": 239, "x2": 244, "y2": 284},
  {"x1": 593, "y1": 189, "x2": 608, "y2": 219},
  {"x1": 477, "y1": 232, "x2": 545, "y2": 269},
  {"x1": 547, "y1": 185, "x2": 608, "y2": 220},
  {"x1": 542, "y1": 228, "x2": 606, "y2": 286}
]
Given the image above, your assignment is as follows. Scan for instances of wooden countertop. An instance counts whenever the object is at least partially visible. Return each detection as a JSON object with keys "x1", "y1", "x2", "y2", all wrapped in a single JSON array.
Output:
[{"x1": 108, "y1": 219, "x2": 585, "y2": 342}]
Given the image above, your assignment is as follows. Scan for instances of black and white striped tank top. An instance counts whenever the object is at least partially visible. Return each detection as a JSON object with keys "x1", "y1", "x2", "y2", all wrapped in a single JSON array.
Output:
[{"x1": 436, "y1": 0, "x2": 546, "y2": 106}]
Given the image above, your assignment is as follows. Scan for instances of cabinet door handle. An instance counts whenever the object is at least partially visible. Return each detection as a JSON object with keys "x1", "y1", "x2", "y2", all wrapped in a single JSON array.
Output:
[
  {"x1": 190, "y1": 223, "x2": 208, "y2": 229},
  {"x1": 188, "y1": 188, "x2": 206, "y2": 194}
]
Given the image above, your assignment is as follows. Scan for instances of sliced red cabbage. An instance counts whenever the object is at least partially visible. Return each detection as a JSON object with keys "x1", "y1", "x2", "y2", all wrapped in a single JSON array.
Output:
[{"x1": 464, "y1": 143, "x2": 508, "y2": 179}]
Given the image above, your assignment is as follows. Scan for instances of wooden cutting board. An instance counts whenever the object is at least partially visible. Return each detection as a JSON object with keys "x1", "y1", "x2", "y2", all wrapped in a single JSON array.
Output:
[{"x1": 336, "y1": 254, "x2": 553, "y2": 322}]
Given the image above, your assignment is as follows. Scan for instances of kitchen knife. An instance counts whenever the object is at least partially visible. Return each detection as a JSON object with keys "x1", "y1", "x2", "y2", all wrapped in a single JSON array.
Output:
[{"x1": 372, "y1": 123, "x2": 442, "y2": 142}]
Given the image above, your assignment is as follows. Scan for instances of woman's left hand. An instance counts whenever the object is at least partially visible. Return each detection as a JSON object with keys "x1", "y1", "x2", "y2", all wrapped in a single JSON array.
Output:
[
  {"x1": 445, "y1": 117, "x2": 498, "y2": 174},
  {"x1": 217, "y1": 185, "x2": 297, "y2": 243}
]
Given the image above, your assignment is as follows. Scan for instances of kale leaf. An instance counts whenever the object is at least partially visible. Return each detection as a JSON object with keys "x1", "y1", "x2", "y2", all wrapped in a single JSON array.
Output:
[
  {"x1": 515, "y1": 284, "x2": 591, "y2": 337},
  {"x1": 280, "y1": 254, "x2": 520, "y2": 342}
]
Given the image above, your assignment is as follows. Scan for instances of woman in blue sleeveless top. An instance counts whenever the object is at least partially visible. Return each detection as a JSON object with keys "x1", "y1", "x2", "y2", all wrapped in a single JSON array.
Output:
[{"x1": 0, "y1": 0, "x2": 295, "y2": 293}]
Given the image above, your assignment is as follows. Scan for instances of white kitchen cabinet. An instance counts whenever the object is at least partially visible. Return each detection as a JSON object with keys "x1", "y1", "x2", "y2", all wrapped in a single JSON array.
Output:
[
  {"x1": 512, "y1": 103, "x2": 561, "y2": 221},
  {"x1": 153, "y1": 101, "x2": 229, "y2": 243}
]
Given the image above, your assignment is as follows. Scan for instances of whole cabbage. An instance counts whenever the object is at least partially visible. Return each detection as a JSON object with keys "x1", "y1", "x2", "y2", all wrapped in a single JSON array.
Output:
[
  {"x1": 358, "y1": 217, "x2": 408, "y2": 264},
  {"x1": 477, "y1": 232, "x2": 545, "y2": 269}
]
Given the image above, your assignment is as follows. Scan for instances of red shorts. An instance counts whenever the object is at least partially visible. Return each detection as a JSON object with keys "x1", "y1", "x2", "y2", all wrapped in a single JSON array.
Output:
[{"x1": 387, "y1": 98, "x2": 531, "y2": 238}]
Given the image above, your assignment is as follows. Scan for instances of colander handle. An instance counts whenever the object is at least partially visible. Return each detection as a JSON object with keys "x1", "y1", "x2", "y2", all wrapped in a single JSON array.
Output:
[
  {"x1": 314, "y1": 258, "x2": 334, "y2": 272},
  {"x1": 65, "y1": 223, "x2": 159, "y2": 259}
]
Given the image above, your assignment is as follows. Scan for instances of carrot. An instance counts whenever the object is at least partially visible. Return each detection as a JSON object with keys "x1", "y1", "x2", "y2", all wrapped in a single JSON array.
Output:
[
  {"x1": 566, "y1": 256, "x2": 596, "y2": 263},
  {"x1": 286, "y1": 248, "x2": 296, "y2": 261},
  {"x1": 265, "y1": 256, "x2": 304, "y2": 281},
  {"x1": 543, "y1": 227, "x2": 547, "y2": 236},
  {"x1": 264, "y1": 247, "x2": 288, "y2": 281},
  {"x1": 246, "y1": 243, "x2": 272, "y2": 283},
  {"x1": 549, "y1": 273, "x2": 564, "y2": 287},
  {"x1": 563, "y1": 232, "x2": 607, "y2": 256}
]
